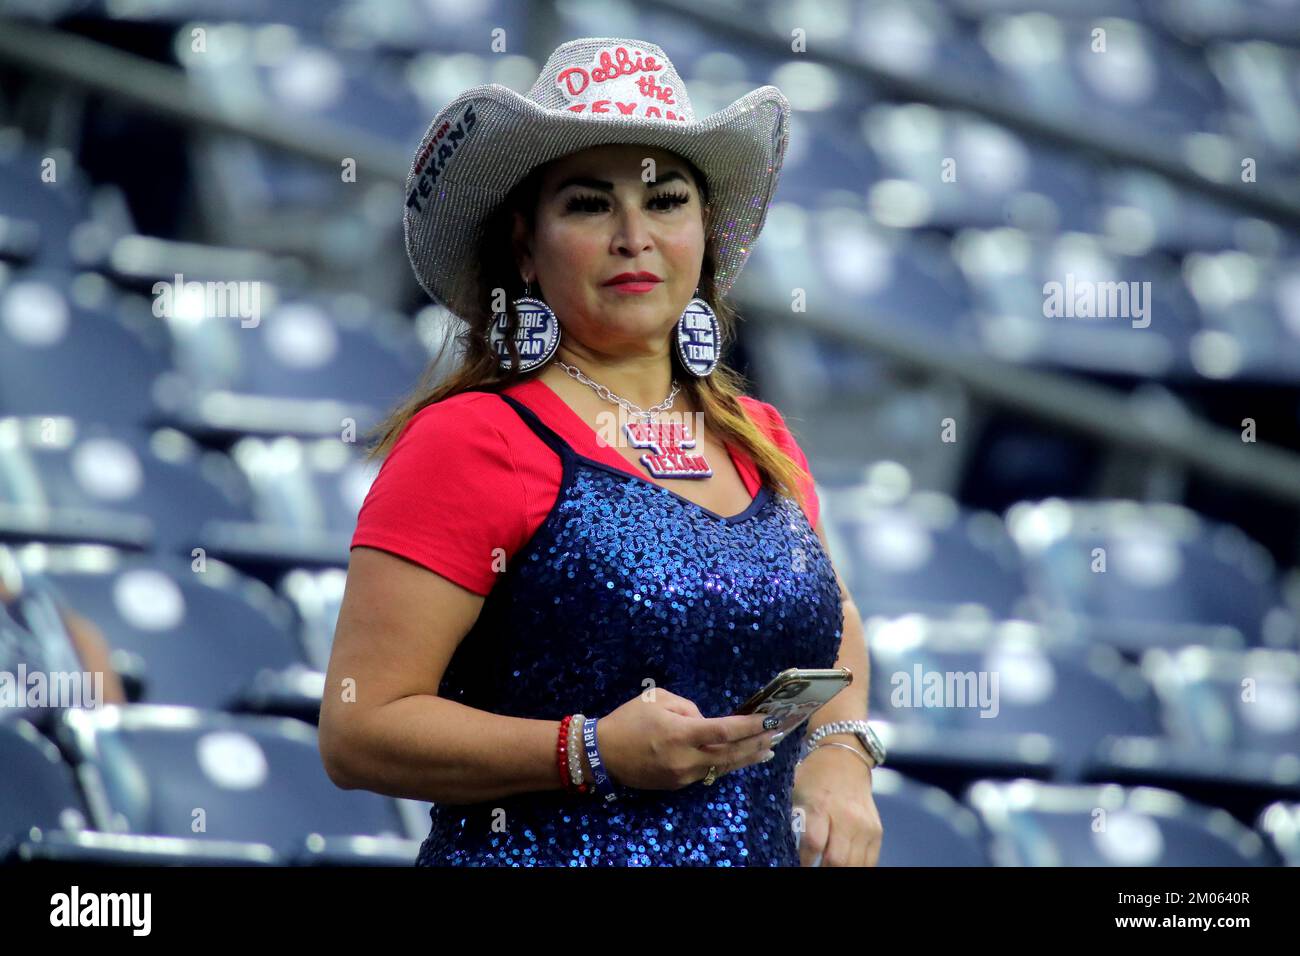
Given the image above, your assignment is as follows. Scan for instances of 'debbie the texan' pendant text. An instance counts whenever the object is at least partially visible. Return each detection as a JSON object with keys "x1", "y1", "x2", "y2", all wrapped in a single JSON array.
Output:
[{"x1": 624, "y1": 419, "x2": 712, "y2": 479}]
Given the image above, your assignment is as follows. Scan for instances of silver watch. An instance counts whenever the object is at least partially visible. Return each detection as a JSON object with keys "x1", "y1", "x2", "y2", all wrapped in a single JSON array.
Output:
[{"x1": 804, "y1": 720, "x2": 885, "y2": 768}]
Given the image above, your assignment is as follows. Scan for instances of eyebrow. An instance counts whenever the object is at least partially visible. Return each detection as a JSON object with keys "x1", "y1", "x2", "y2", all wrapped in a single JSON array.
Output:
[{"x1": 554, "y1": 170, "x2": 689, "y2": 194}]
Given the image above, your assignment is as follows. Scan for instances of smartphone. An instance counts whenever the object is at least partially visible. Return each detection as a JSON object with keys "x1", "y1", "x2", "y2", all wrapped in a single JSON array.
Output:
[{"x1": 732, "y1": 667, "x2": 853, "y2": 737}]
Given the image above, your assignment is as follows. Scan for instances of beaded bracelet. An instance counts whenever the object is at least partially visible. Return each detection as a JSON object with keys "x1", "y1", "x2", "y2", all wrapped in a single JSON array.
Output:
[
  {"x1": 556, "y1": 715, "x2": 578, "y2": 793},
  {"x1": 556, "y1": 713, "x2": 591, "y2": 794},
  {"x1": 567, "y1": 712, "x2": 588, "y2": 792}
]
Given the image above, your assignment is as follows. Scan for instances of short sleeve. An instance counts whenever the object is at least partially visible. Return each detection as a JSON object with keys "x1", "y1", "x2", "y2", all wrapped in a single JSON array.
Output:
[
  {"x1": 349, "y1": 396, "x2": 529, "y2": 597},
  {"x1": 746, "y1": 399, "x2": 821, "y2": 529}
]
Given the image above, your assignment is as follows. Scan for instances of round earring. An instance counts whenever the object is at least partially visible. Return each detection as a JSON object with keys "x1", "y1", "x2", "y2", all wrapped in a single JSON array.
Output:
[
  {"x1": 674, "y1": 287, "x2": 720, "y2": 377},
  {"x1": 489, "y1": 278, "x2": 560, "y2": 372}
]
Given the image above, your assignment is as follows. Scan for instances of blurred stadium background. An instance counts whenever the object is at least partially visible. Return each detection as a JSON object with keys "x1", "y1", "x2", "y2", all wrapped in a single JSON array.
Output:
[{"x1": 1, "y1": 0, "x2": 1299, "y2": 867}]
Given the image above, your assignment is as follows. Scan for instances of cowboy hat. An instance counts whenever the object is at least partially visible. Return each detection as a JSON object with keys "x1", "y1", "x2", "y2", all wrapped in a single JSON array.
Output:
[{"x1": 403, "y1": 36, "x2": 791, "y2": 321}]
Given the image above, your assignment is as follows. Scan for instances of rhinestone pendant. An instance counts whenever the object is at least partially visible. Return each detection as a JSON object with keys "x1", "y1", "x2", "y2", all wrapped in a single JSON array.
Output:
[{"x1": 624, "y1": 419, "x2": 712, "y2": 479}]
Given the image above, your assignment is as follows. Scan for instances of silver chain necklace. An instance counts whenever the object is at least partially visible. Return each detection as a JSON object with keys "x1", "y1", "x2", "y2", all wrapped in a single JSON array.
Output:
[{"x1": 555, "y1": 360, "x2": 680, "y2": 424}]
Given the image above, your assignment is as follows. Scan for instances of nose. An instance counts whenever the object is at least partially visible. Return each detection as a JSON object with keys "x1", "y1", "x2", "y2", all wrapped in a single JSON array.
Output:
[{"x1": 610, "y1": 200, "x2": 653, "y2": 257}]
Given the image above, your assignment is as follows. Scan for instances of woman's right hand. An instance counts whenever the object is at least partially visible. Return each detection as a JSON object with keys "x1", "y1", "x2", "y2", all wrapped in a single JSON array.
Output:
[{"x1": 592, "y1": 689, "x2": 779, "y2": 790}]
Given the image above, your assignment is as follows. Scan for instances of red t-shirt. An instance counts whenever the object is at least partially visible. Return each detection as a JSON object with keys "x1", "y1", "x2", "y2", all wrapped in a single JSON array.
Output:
[{"x1": 350, "y1": 377, "x2": 820, "y2": 596}]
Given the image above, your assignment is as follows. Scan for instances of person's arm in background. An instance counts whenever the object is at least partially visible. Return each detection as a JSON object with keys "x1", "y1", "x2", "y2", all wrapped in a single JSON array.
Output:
[
  {"x1": 58, "y1": 607, "x2": 128, "y2": 705},
  {"x1": 0, "y1": 581, "x2": 127, "y2": 705}
]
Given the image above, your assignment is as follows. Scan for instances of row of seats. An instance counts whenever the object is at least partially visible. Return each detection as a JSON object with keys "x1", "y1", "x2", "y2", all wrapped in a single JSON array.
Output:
[
  {"x1": 821, "y1": 483, "x2": 1296, "y2": 656},
  {"x1": 2, "y1": 708, "x2": 1295, "y2": 866},
  {"x1": 3, "y1": 533, "x2": 1296, "y2": 818},
  {"x1": 863, "y1": 615, "x2": 1300, "y2": 819},
  {"x1": 0, "y1": 263, "x2": 448, "y2": 436},
  {"x1": 1, "y1": 415, "x2": 1294, "y2": 656},
  {"x1": 0, "y1": 708, "x2": 422, "y2": 866}
]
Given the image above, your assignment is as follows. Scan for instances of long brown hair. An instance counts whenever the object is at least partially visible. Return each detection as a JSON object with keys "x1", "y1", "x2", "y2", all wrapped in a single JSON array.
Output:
[{"x1": 363, "y1": 152, "x2": 810, "y2": 514}]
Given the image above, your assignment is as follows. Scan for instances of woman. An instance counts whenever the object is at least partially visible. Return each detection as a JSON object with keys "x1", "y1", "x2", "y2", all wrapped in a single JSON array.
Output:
[{"x1": 320, "y1": 37, "x2": 884, "y2": 866}]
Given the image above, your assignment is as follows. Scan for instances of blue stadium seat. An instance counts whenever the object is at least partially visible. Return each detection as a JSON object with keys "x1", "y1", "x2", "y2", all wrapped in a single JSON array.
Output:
[
  {"x1": 158, "y1": 292, "x2": 433, "y2": 439},
  {"x1": 0, "y1": 719, "x2": 89, "y2": 856},
  {"x1": 277, "y1": 566, "x2": 347, "y2": 670},
  {"x1": 54, "y1": 704, "x2": 409, "y2": 859},
  {"x1": 964, "y1": 778, "x2": 1281, "y2": 865},
  {"x1": 1006, "y1": 498, "x2": 1296, "y2": 654},
  {"x1": 859, "y1": 103, "x2": 1100, "y2": 233},
  {"x1": 1091, "y1": 647, "x2": 1300, "y2": 815},
  {"x1": 823, "y1": 486, "x2": 1030, "y2": 619},
  {"x1": 13, "y1": 544, "x2": 318, "y2": 715},
  {"x1": 972, "y1": 14, "x2": 1232, "y2": 142},
  {"x1": 224, "y1": 434, "x2": 381, "y2": 567},
  {"x1": 778, "y1": 112, "x2": 884, "y2": 205},
  {"x1": 1096, "y1": 168, "x2": 1270, "y2": 256},
  {"x1": 869, "y1": 767, "x2": 991, "y2": 865},
  {"x1": 744, "y1": 204, "x2": 976, "y2": 342},
  {"x1": 7, "y1": 829, "x2": 282, "y2": 865},
  {"x1": 179, "y1": 29, "x2": 429, "y2": 147},
  {"x1": 76, "y1": 0, "x2": 333, "y2": 32},
  {"x1": 0, "y1": 417, "x2": 255, "y2": 555},
  {"x1": 1254, "y1": 800, "x2": 1300, "y2": 866},
  {"x1": 1182, "y1": 250, "x2": 1300, "y2": 383},
  {"x1": 1145, "y1": 646, "x2": 1300, "y2": 758},
  {"x1": 1204, "y1": 38, "x2": 1300, "y2": 166},
  {"x1": 951, "y1": 229, "x2": 1200, "y2": 378},
  {"x1": 0, "y1": 268, "x2": 174, "y2": 426},
  {"x1": 0, "y1": 134, "x2": 95, "y2": 267},
  {"x1": 864, "y1": 614, "x2": 1162, "y2": 780},
  {"x1": 777, "y1": 0, "x2": 1003, "y2": 89}
]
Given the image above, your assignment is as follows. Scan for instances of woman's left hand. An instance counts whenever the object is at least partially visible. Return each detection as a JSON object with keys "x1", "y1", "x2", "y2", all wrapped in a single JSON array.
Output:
[{"x1": 791, "y1": 743, "x2": 883, "y2": 866}]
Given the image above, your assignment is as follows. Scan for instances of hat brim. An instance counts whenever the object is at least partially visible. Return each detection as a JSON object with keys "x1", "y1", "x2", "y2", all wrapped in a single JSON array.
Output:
[{"x1": 404, "y1": 82, "x2": 790, "y2": 320}]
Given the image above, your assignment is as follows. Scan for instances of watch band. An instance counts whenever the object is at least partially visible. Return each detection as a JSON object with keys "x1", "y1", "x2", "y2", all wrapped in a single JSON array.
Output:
[{"x1": 805, "y1": 720, "x2": 885, "y2": 767}]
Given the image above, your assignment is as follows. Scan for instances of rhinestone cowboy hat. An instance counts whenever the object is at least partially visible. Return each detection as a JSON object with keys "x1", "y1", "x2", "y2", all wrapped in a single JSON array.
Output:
[{"x1": 404, "y1": 37, "x2": 792, "y2": 320}]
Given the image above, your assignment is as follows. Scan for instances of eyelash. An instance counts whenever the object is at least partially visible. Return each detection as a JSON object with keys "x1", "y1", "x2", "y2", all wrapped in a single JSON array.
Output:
[{"x1": 565, "y1": 192, "x2": 690, "y2": 213}]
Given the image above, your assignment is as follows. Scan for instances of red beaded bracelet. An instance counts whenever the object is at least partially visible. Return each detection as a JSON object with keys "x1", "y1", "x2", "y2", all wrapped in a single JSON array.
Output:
[{"x1": 555, "y1": 715, "x2": 572, "y2": 791}]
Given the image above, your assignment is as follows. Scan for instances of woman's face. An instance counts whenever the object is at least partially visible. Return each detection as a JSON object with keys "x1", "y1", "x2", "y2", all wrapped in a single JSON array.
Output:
[{"x1": 515, "y1": 143, "x2": 709, "y2": 357}]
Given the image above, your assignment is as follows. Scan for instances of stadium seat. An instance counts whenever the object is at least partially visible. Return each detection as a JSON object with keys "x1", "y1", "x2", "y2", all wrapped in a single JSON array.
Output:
[
  {"x1": 157, "y1": 292, "x2": 434, "y2": 439},
  {"x1": 1006, "y1": 498, "x2": 1296, "y2": 654},
  {"x1": 1254, "y1": 801, "x2": 1300, "y2": 866},
  {"x1": 744, "y1": 203, "x2": 976, "y2": 342},
  {"x1": 1091, "y1": 646, "x2": 1300, "y2": 818},
  {"x1": 12, "y1": 543, "x2": 319, "y2": 716},
  {"x1": 7, "y1": 829, "x2": 281, "y2": 865},
  {"x1": 1182, "y1": 250, "x2": 1300, "y2": 383},
  {"x1": 864, "y1": 613, "x2": 1162, "y2": 780},
  {"x1": 0, "y1": 132, "x2": 97, "y2": 268},
  {"x1": 859, "y1": 103, "x2": 1100, "y2": 233},
  {"x1": 0, "y1": 417, "x2": 254, "y2": 556},
  {"x1": 54, "y1": 704, "x2": 409, "y2": 859},
  {"x1": 869, "y1": 767, "x2": 991, "y2": 866},
  {"x1": 951, "y1": 229, "x2": 1200, "y2": 378},
  {"x1": 277, "y1": 565, "x2": 347, "y2": 670},
  {"x1": 223, "y1": 433, "x2": 381, "y2": 568},
  {"x1": 964, "y1": 778, "x2": 1281, "y2": 865},
  {"x1": 0, "y1": 268, "x2": 174, "y2": 426},
  {"x1": 0, "y1": 718, "x2": 90, "y2": 856},
  {"x1": 823, "y1": 486, "x2": 1031, "y2": 619}
]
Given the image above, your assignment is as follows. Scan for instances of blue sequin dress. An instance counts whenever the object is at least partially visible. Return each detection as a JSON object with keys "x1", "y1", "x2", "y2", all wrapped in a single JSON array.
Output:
[{"x1": 415, "y1": 391, "x2": 844, "y2": 866}]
